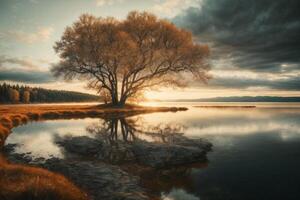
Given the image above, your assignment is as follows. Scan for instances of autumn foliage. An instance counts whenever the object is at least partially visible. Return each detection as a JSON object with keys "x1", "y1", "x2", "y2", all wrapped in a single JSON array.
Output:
[{"x1": 52, "y1": 11, "x2": 210, "y2": 106}]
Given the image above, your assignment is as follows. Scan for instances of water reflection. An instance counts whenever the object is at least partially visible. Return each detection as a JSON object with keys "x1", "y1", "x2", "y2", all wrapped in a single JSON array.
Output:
[
  {"x1": 82, "y1": 117, "x2": 189, "y2": 164},
  {"x1": 5, "y1": 104, "x2": 300, "y2": 200},
  {"x1": 162, "y1": 189, "x2": 200, "y2": 200},
  {"x1": 7, "y1": 118, "x2": 99, "y2": 159},
  {"x1": 86, "y1": 116, "x2": 185, "y2": 144},
  {"x1": 138, "y1": 162, "x2": 207, "y2": 199},
  {"x1": 6, "y1": 115, "x2": 187, "y2": 161},
  {"x1": 86, "y1": 117, "x2": 139, "y2": 143},
  {"x1": 8, "y1": 106, "x2": 300, "y2": 160}
]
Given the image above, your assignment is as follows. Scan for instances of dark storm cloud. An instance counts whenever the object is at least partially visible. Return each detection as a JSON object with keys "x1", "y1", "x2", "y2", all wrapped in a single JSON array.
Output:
[
  {"x1": 0, "y1": 55, "x2": 55, "y2": 83},
  {"x1": 0, "y1": 70, "x2": 54, "y2": 83},
  {"x1": 174, "y1": 0, "x2": 300, "y2": 72},
  {"x1": 203, "y1": 76, "x2": 300, "y2": 91}
]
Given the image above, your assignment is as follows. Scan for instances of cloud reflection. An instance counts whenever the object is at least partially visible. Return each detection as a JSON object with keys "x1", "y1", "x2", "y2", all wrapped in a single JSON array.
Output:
[
  {"x1": 162, "y1": 188, "x2": 200, "y2": 200},
  {"x1": 6, "y1": 106, "x2": 300, "y2": 161}
]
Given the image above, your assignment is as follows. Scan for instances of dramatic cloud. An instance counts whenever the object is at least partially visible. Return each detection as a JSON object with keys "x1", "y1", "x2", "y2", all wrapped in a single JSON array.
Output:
[
  {"x1": 174, "y1": 0, "x2": 300, "y2": 73},
  {"x1": 207, "y1": 76, "x2": 300, "y2": 91},
  {"x1": 151, "y1": 0, "x2": 201, "y2": 18},
  {"x1": 0, "y1": 70, "x2": 54, "y2": 83},
  {"x1": 0, "y1": 0, "x2": 298, "y2": 96},
  {"x1": 0, "y1": 55, "x2": 54, "y2": 83},
  {"x1": 188, "y1": 67, "x2": 300, "y2": 91},
  {"x1": 0, "y1": 27, "x2": 53, "y2": 44}
]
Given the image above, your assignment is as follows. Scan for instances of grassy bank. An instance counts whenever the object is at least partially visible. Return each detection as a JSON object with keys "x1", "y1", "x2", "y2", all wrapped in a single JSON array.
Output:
[
  {"x1": 0, "y1": 104, "x2": 187, "y2": 148},
  {"x1": 0, "y1": 155, "x2": 88, "y2": 200},
  {"x1": 0, "y1": 103, "x2": 187, "y2": 200}
]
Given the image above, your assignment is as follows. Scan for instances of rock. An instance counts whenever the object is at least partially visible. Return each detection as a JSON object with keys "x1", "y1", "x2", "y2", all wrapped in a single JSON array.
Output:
[
  {"x1": 4, "y1": 134, "x2": 212, "y2": 200},
  {"x1": 3, "y1": 143, "x2": 18, "y2": 153},
  {"x1": 3, "y1": 146, "x2": 149, "y2": 200},
  {"x1": 165, "y1": 134, "x2": 212, "y2": 151},
  {"x1": 42, "y1": 158, "x2": 148, "y2": 200},
  {"x1": 97, "y1": 141, "x2": 137, "y2": 164},
  {"x1": 57, "y1": 136, "x2": 103, "y2": 156},
  {"x1": 58, "y1": 135, "x2": 211, "y2": 168},
  {"x1": 3, "y1": 143, "x2": 34, "y2": 164},
  {"x1": 131, "y1": 141, "x2": 208, "y2": 168}
]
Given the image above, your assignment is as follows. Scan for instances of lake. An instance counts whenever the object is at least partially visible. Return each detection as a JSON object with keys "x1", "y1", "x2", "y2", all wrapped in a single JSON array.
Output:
[{"x1": 6, "y1": 102, "x2": 300, "y2": 200}]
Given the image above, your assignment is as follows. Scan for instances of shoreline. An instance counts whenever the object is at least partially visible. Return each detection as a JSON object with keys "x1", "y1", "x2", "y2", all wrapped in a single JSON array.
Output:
[
  {"x1": 4, "y1": 134, "x2": 212, "y2": 200},
  {"x1": 0, "y1": 104, "x2": 187, "y2": 148},
  {"x1": 0, "y1": 105, "x2": 204, "y2": 200},
  {"x1": 194, "y1": 105, "x2": 256, "y2": 108}
]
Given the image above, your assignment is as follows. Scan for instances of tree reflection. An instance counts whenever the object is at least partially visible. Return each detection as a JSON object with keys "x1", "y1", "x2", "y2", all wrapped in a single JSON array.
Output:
[
  {"x1": 86, "y1": 116, "x2": 208, "y2": 198},
  {"x1": 86, "y1": 116, "x2": 185, "y2": 145},
  {"x1": 85, "y1": 116, "x2": 188, "y2": 164}
]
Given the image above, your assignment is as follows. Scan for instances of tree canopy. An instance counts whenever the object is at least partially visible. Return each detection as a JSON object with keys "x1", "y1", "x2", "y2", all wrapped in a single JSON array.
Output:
[{"x1": 52, "y1": 11, "x2": 210, "y2": 106}]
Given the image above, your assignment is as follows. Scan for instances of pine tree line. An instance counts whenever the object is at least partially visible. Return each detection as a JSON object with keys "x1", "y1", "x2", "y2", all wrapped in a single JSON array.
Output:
[{"x1": 0, "y1": 83, "x2": 100, "y2": 104}]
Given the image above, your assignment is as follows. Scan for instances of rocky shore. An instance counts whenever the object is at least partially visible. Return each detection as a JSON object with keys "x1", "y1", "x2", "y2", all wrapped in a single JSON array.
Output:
[{"x1": 4, "y1": 133, "x2": 212, "y2": 200}]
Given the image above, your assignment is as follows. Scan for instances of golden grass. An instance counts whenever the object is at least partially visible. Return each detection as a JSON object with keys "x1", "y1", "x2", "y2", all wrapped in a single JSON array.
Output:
[{"x1": 0, "y1": 155, "x2": 88, "y2": 200}]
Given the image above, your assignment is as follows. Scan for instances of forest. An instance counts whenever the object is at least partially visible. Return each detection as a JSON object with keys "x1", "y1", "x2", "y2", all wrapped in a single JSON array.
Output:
[{"x1": 0, "y1": 83, "x2": 100, "y2": 104}]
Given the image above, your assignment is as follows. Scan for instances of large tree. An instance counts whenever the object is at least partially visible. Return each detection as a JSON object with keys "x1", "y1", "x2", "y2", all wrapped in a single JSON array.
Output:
[{"x1": 52, "y1": 11, "x2": 210, "y2": 106}]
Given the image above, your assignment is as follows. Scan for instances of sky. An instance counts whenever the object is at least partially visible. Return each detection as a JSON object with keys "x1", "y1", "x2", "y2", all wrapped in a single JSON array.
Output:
[{"x1": 0, "y1": 0, "x2": 299, "y2": 100}]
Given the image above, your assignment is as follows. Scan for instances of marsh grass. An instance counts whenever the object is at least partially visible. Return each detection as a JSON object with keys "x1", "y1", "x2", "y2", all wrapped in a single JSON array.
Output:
[{"x1": 0, "y1": 155, "x2": 88, "y2": 200}]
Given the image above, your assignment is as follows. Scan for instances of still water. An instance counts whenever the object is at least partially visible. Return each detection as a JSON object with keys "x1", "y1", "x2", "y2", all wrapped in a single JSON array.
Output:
[{"x1": 7, "y1": 102, "x2": 300, "y2": 200}]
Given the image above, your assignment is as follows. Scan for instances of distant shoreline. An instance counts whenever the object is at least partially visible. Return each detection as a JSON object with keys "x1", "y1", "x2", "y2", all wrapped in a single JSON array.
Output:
[
  {"x1": 153, "y1": 96, "x2": 300, "y2": 103},
  {"x1": 194, "y1": 105, "x2": 256, "y2": 108}
]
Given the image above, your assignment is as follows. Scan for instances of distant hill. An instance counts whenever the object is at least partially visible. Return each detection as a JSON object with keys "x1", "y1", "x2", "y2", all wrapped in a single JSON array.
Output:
[
  {"x1": 0, "y1": 83, "x2": 100, "y2": 104},
  {"x1": 163, "y1": 96, "x2": 300, "y2": 102}
]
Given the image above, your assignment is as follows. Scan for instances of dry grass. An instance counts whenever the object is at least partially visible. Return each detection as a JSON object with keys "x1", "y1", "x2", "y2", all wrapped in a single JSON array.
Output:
[{"x1": 0, "y1": 155, "x2": 88, "y2": 200}]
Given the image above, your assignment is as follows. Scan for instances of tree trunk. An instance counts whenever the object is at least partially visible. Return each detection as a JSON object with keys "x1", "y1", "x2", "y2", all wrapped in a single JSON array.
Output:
[
  {"x1": 110, "y1": 89, "x2": 118, "y2": 106},
  {"x1": 119, "y1": 95, "x2": 127, "y2": 107},
  {"x1": 109, "y1": 92, "x2": 126, "y2": 107}
]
